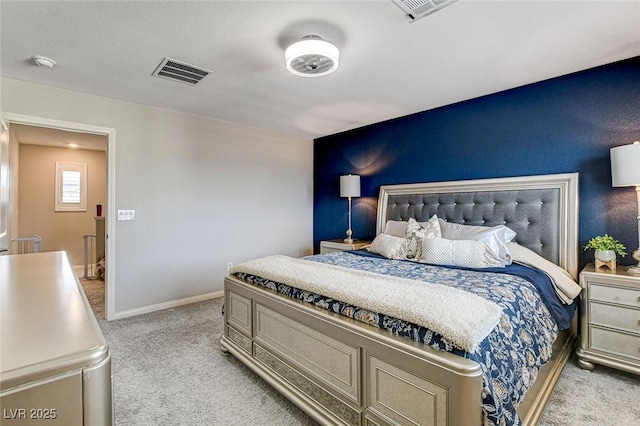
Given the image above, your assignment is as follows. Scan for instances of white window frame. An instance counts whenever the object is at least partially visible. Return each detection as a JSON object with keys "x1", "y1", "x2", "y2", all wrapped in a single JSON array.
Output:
[{"x1": 55, "y1": 161, "x2": 87, "y2": 212}]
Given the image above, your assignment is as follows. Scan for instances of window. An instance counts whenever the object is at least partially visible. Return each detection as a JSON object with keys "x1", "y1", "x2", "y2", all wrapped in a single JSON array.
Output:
[{"x1": 55, "y1": 162, "x2": 87, "y2": 211}]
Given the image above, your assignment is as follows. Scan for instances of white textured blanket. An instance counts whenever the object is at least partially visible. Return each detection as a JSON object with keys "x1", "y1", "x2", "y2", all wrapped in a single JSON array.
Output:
[{"x1": 230, "y1": 255, "x2": 502, "y2": 352}]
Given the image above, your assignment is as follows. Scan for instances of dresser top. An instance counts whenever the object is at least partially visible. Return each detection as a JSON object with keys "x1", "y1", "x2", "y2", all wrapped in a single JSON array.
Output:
[
  {"x1": 581, "y1": 263, "x2": 640, "y2": 281},
  {"x1": 0, "y1": 251, "x2": 108, "y2": 389}
]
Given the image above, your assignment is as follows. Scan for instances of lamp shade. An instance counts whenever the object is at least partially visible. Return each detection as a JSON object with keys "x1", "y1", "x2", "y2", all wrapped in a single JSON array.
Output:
[
  {"x1": 340, "y1": 174, "x2": 360, "y2": 198},
  {"x1": 611, "y1": 142, "x2": 640, "y2": 187}
]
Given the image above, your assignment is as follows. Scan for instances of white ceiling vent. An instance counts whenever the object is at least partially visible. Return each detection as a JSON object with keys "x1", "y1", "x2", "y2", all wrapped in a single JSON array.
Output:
[
  {"x1": 391, "y1": 0, "x2": 458, "y2": 22},
  {"x1": 152, "y1": 58, "x2": 212, "y2": 86}
]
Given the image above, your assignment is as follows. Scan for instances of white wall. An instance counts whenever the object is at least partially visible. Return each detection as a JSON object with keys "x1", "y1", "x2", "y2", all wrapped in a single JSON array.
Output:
[{"x1": 1, "y1": 77, "x2": 313, "y2": 316}]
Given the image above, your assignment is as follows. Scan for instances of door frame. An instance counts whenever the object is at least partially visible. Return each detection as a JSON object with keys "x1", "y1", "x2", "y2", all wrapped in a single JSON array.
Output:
[
  {"x1": 5, "y1": 113, "x2": 117, "y2": 321},
  {"x1": 0, "y1": 119, "x2": 9, "y2": 252}
]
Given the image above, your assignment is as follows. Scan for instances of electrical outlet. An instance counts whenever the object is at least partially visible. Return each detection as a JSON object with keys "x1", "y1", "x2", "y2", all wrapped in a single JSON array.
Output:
[
  {"x1": 227, "y1": 262, "x2": 233, "y2": 272},
  {"x1": 117, "y1": 209, "x2": 136, "y2": 221}
]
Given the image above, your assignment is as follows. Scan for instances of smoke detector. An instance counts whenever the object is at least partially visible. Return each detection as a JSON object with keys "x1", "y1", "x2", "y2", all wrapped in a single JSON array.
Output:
[
  {"x1": 32, "y1": 55, "x2": 56, "y2": 68},
  {"x1": 285, "y1": 35, "x2": 339, "y2": 78}
]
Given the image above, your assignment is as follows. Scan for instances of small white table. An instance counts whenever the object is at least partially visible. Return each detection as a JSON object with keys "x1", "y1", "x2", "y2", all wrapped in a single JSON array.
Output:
[{"x1": 577, "y1": 263, "x2": 640, "y2": 375}]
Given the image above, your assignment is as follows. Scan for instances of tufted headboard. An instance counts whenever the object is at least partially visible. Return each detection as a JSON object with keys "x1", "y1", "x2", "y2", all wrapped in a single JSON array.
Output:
[{"x1": 376, "y1": 173, "x2": 579, "y2": 278}]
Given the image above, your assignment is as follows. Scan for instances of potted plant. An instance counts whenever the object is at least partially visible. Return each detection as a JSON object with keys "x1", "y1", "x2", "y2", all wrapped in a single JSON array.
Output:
[{"x1": 583, "y1": 234, "x2": 627, "y2": 268}]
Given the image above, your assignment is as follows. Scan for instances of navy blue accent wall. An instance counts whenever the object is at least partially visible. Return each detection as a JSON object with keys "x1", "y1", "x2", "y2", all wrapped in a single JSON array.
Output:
[{"x1": 314, "y1": 56, "x2": 640, "y2": 267}]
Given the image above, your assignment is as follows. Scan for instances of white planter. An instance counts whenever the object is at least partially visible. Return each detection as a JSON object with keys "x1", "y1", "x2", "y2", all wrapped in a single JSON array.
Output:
[{"x1": 594, "y1": 249, "x2": 616, "y2": 262}]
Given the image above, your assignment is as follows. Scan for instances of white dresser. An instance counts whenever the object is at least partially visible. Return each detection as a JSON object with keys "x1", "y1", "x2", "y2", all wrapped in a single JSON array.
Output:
[
  {"x1": 577, "y1": 263, "x2": 640, "y2": 375},
  {"x1": 0, "y1": 252, "x2": 113, "y2": 425}
]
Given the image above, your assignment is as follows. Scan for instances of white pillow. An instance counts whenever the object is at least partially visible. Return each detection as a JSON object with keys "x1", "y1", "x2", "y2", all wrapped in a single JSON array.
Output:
[
  {"x1": 405, "y1": 216, "x2": 441, "y2": 259},
  {"x1": 419, "y1": 237, "x2": 505, "y2": 268},
  {"x1": 507, "y1": 242, "x2": 581, "y2": 304},
  {"x1": 438, "y1": 219, "x2": 516, "y2": 266},
  {"x1": 383, "y1": 220, "x2": 409, "y2": 238},
  {"x1": 369, "y1": 233, "x2": 408, "y2": 260}
]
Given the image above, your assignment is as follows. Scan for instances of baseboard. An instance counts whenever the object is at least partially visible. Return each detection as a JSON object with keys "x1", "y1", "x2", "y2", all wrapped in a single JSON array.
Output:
[{"x1": 112, "y1": 291, "x2": 224, "y2": 320}]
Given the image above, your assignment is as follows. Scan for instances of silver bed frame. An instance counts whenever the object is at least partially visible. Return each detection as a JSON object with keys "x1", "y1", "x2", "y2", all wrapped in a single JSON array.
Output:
[{"x1": 221, "y1": 173, "x2": 579, "y2": 426}]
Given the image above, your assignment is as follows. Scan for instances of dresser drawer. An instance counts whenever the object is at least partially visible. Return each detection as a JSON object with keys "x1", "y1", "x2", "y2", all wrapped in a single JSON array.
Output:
[
  {"x1": 590, "y1": 302, "x2": 640, "y2": 334},
  {"x1": 590, "y1": 327, "x2": 640, "y2": 361},
  {"x1": 589, "y1": 283, "x2": 640, "y2": 308}
]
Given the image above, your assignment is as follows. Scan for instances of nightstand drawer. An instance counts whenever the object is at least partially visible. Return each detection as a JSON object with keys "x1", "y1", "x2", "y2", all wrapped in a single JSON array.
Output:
[
  {"x1": 590, "y1": 302, "x2": 640, "y2": 334},
  {"x1": 590, "y1": 327, "x2": 640, "y2": 361},
  {"x1": 320, "y1": 246, "x2": 344, "y2": 254},
  {"x1": 590, "y1": 283, "x2": 640, "y2": 308},
  {"x1": 320, "y1": 239, "x2": 371, "y2": 254}
]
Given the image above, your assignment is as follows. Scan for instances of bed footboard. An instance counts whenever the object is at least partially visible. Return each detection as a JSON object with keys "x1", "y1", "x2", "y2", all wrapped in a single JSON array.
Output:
[{"x1": 221, "y1": 275, "x2": 484, "y2": 426}]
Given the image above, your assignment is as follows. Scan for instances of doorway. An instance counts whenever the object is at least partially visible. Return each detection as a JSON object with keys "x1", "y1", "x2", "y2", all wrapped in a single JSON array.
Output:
[{"x1": 5, "y1": 113, "x2": 117, "y2": 320}]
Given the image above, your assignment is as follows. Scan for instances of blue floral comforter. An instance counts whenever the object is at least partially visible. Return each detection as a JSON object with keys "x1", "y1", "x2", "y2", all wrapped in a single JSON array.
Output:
[{"x1": 235, "y1": 250, "x2": 576, "y2": 426}]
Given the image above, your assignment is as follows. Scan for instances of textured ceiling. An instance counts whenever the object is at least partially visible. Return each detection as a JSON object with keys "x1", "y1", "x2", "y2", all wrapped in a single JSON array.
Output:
[{"x1": 1, "y1": 1, "x2": 639, "y2": 139}]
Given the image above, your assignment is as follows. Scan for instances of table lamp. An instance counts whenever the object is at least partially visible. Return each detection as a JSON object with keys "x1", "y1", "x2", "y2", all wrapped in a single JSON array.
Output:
[
  {"x1": 610, "y1": 141, "x2": 640, "y2": 274},
  {"x1": 340, "y1": 174, "x2": 360, "y2": 244}
]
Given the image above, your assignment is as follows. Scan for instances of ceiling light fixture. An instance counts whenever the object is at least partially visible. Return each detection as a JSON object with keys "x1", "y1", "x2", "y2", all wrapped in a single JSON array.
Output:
[
  {"x1": 32, "y1": 55, "x2": 56, "y2": 69},
  {"x1": 285, "y1": 35, "x2": 339, "y2": 78}
]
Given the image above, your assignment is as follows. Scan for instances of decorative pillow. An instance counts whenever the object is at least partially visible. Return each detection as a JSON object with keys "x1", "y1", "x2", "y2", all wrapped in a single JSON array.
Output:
[
  {"x1": 405, "y1": 215, "x2": 441, "y2": 259},
  {"x1": 419, "y1": 237, "x2": 505, "y2": 268},
  {"x1": 369, "y1": 233, "x2": 408, "y2": 260},
  {"x1": 383, "y1": 220, "x2": 409, "y2": 238},
  {"x1": 438, "y1": 219, "x2": 516, "y2": 266}
]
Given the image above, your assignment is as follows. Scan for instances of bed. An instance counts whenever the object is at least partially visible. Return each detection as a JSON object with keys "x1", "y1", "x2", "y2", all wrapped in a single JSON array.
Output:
[{"x1": 221, "y1": 173, "x2": 580, "y2": 426}]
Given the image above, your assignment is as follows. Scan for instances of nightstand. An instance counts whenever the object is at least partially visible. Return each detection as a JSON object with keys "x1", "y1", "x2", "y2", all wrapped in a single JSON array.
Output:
[
  {"x1": 320, "y1": 239, "x2": 371, "y2": 254},
  {"x1": 577, "y1": 264, "x2": 640, "y2": 375}
]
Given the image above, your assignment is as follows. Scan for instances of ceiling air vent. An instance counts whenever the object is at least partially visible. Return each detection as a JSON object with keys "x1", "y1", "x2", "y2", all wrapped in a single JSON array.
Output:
[
  {"x1": 391, "y1": 0, "x2": 458, "y2": 22},
  {"x1": 152, "y1": 57, "x2": 212, "y2": 86}
]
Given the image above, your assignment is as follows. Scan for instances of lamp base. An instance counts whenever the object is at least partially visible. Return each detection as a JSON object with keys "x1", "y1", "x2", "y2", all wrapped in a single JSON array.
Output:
[
  {"x1": 627, "y1": 264, "x2": 640, "y2": 275},
  {"x1": 344, "y1": 227, "x2": 353, "y2": 245},
  {"x1": 630, "y1": 247, "x2": 640, "y2": 274}
]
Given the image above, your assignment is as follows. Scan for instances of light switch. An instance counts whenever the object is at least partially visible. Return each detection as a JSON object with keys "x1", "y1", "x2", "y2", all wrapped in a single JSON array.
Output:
[{"x1": 117, "y1": 210, "x2": 135, "y2": 221}]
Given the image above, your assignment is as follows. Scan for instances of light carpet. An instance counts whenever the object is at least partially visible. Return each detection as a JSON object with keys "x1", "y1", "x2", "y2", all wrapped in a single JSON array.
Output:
[
  {"x1": 79, "y1": 287, "x2": 639, "y2": 425},
  {"x1": 79, "y1": 276, "x2": 105, "y2": 319}
]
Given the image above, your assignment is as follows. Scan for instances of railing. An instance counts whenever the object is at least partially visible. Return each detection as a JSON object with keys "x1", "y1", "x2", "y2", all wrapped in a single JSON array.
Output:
[
  {"x1": 83, "y1": 234, "x2": 96, "y2": 278},
  {"x1": 11, "y1": 235, "x2": 42, "y2": 254}
]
